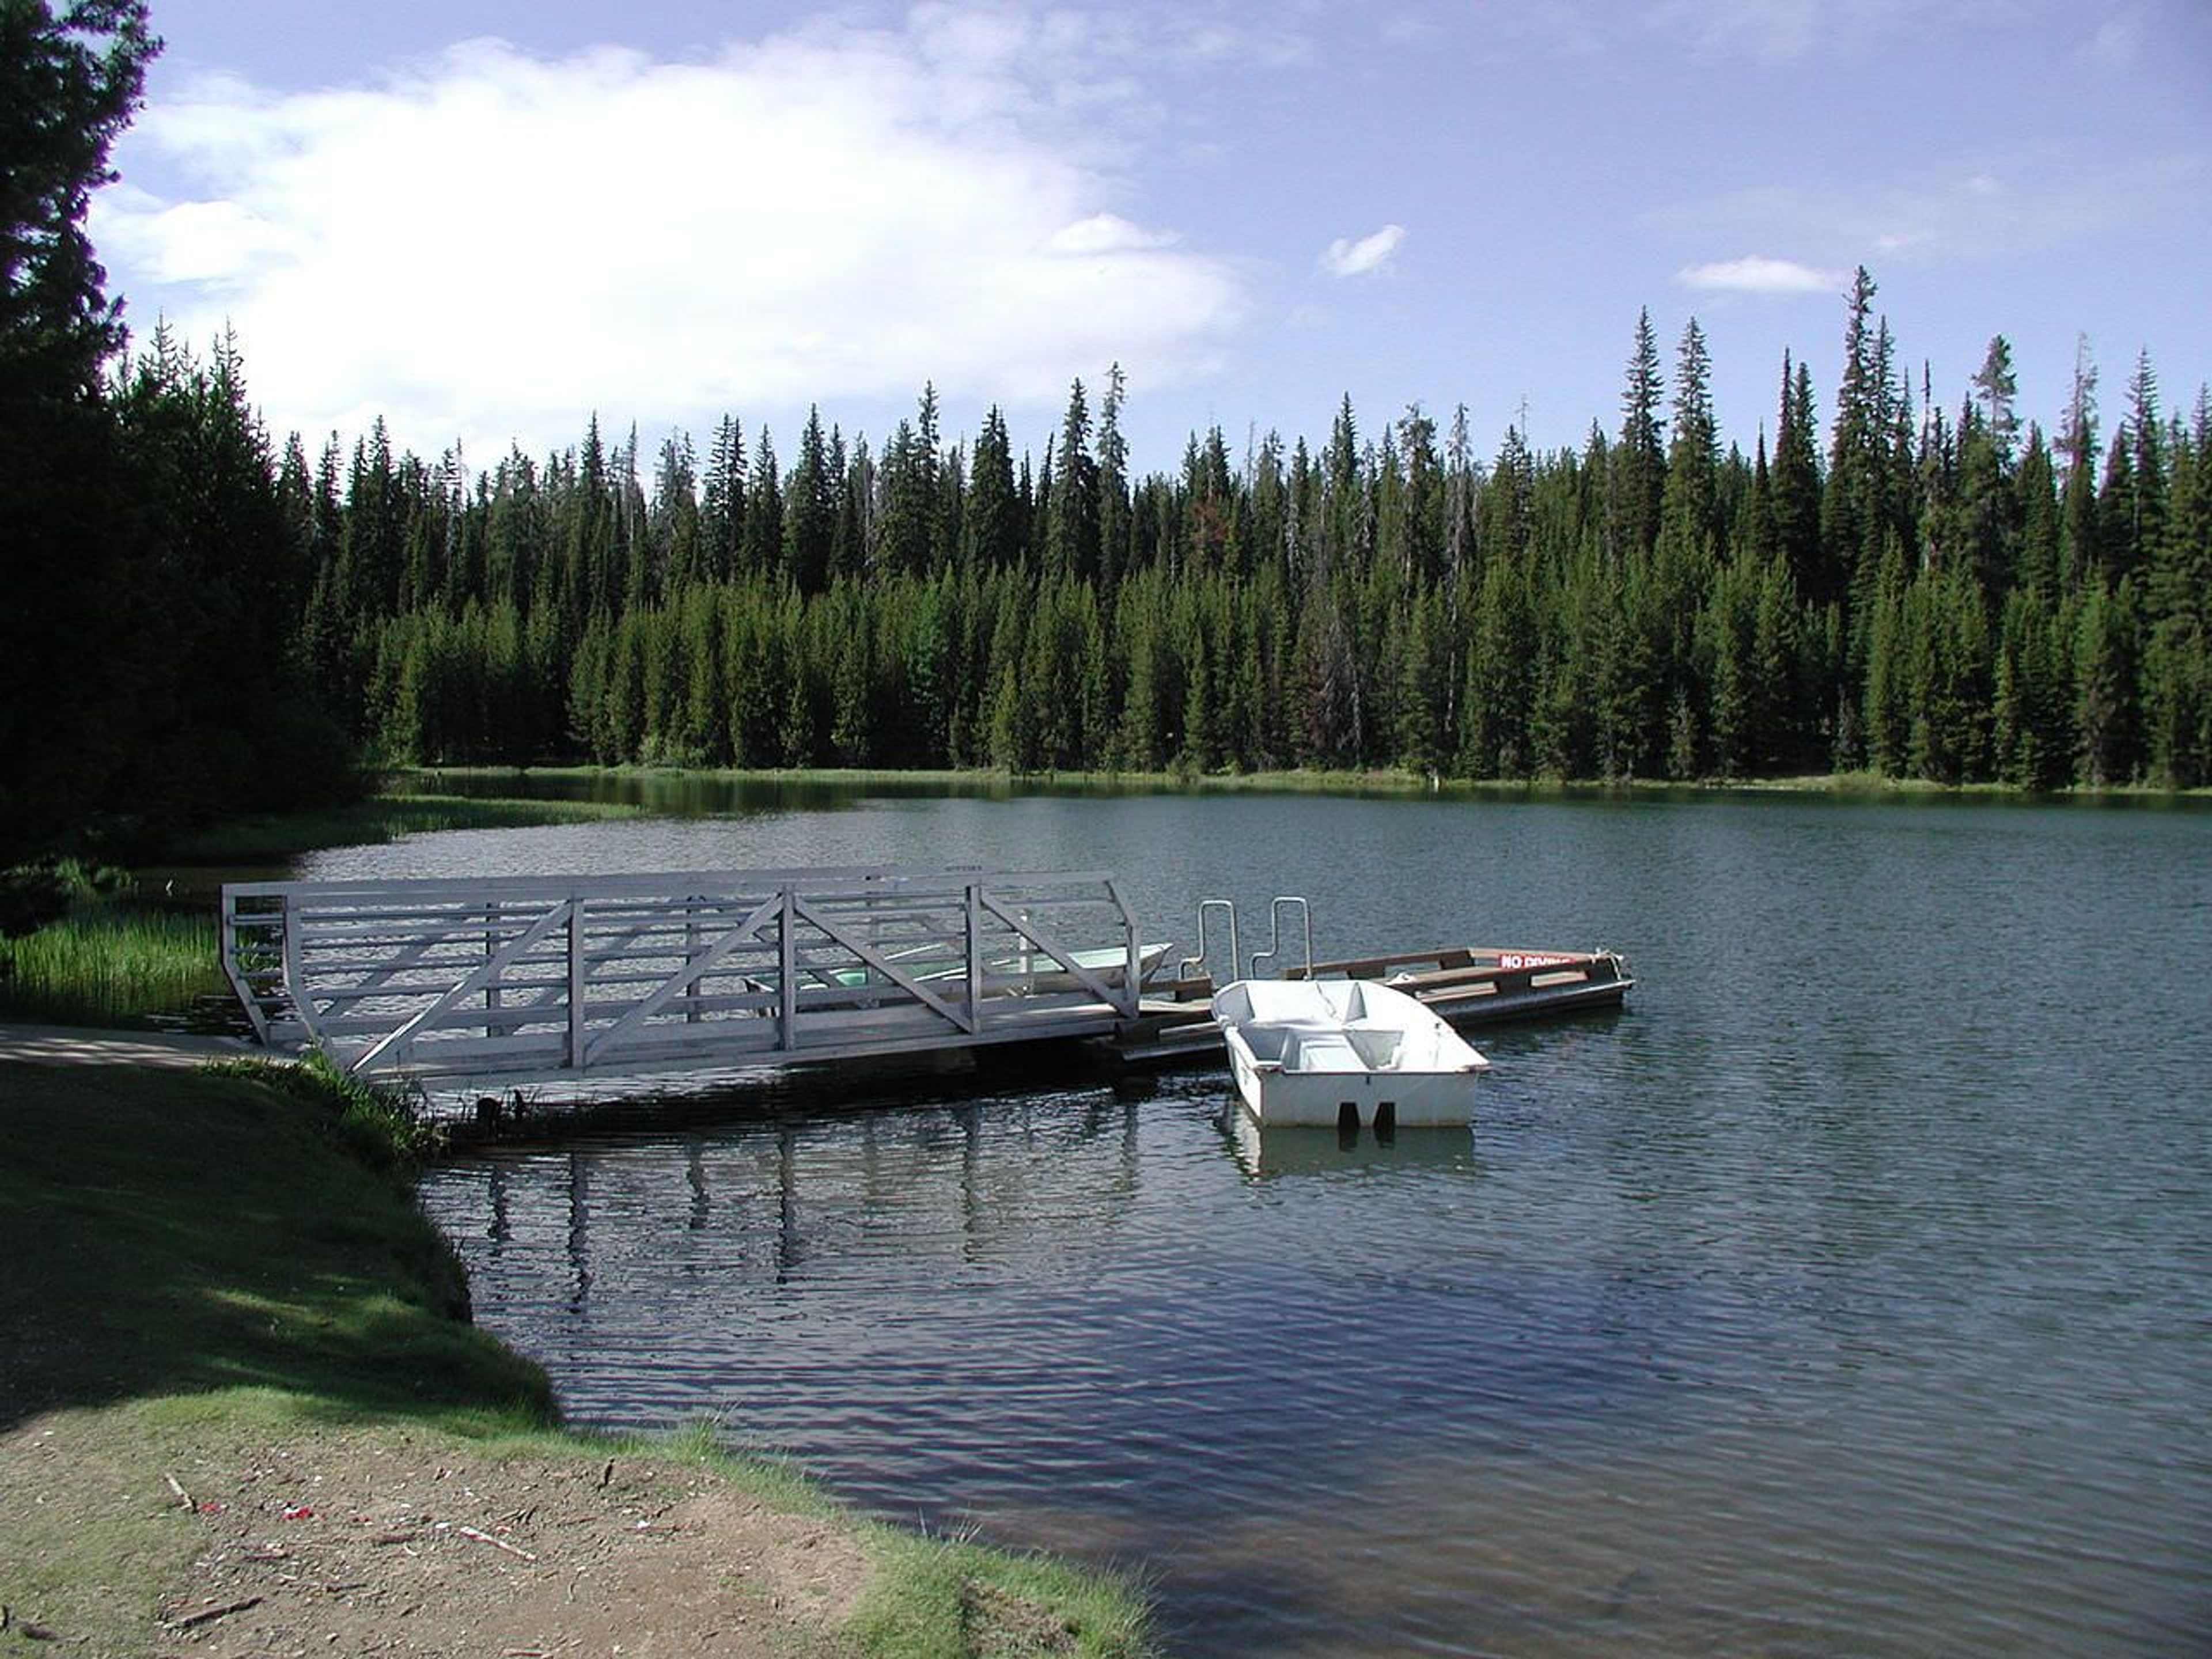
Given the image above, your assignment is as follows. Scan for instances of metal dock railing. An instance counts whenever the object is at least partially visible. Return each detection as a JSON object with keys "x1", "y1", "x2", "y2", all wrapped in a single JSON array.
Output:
[{"x1": 222, "y1": 865, "x2": 1147, "y2": 1082}]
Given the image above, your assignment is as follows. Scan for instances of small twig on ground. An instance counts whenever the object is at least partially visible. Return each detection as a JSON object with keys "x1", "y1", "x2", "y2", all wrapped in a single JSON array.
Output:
[
  {"x1": 598, "y1": 1457, "x2": 615, "y2": 1490},
  {"x1": 373, "y1": 1530, "x2": 422, "y2": 1546},
  {"x1": 457, "y1": 1524, "x2": 538, "y2": 1561},
  {"x1": 164, "y1": 1473, "x2": 193, "y2": 1510},
  {"x1": 171, "y1": 1596, "x2": 263, "y2": 1631}
]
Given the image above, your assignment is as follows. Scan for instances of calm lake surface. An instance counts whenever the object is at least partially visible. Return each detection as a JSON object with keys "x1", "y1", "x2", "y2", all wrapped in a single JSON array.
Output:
[{"x1": 305, "y1": 783, "x2": 2210, "y2": 1656}]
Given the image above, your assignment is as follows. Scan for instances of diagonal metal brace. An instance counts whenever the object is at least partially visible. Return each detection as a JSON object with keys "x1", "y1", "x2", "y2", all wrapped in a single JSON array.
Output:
[
  {"x1": 351, "y1": 899, "x2": 571, "y2": 1074},
  {"x1": 582, "y1": 893, "x2": 783, "y2": 1065},
  {"x1": 794, "y1": 897, "x2": 978, "y2": 1033}
]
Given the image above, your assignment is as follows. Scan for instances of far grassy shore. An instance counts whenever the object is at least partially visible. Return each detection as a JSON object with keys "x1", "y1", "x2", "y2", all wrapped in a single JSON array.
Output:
[
  {"x1": 0, "y1": 1056, "x2": 1156, "y2": 1656},
  {"x1": 158, "y1": 787, "x2": 646, "y2": 863},
  {"x1": 404, "y1": 759, "x2": 2212, "y2": 802}
]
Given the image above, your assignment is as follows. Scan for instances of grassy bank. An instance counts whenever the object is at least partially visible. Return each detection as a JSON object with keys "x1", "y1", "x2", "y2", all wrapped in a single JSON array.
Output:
[
  {"x1": 0, "y1": 900, "x2": 226, "y2": 1027},
  {"x1": 0, "y1": 1056, "x2": 1154, "y2": 1656}
]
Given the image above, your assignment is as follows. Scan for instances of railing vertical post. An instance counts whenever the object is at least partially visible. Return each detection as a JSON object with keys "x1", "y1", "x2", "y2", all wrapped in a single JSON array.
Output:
[
  {"x1": 485, "y1": 899, "x2": 501, "y2": 1039},
  {"x1": 567, "y1": 897, "x2": 586, "y2": 1073},
  {"x1": 966, "y1": 881, "x2": 984, "y2": 1034},
  {"x1": 278, "y1": 894, "x2": 315, "y2": 1049},
  {"x1": 778, "y1": 885, "x2": 797, "y2": 1052},
  {"x1": 685, "y1": 896, "x2": 702, "y2": 1024},
  {"x1": 1107, "y1": 878, "x2": 1141, "y2": 1017}
]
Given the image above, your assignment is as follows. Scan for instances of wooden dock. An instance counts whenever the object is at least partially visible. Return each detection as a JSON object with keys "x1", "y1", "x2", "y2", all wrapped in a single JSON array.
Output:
[
  {"x1": 1106, "y1": 946, "x2": 1633, "y2": 1069},
  {"x1": 221, "y1": 866, "x2": 1630, "y2": 1087}
]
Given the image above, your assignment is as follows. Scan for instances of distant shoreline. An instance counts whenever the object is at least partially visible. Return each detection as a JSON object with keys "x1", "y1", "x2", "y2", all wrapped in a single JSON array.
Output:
[{"x1": 395, "y1": 761, "x2": 2212, "y2": 804}]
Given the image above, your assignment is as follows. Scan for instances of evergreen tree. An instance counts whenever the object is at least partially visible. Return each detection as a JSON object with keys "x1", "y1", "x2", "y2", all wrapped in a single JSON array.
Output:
[
  {"x1": 650, "y1": 433, "x2": 702, "y2": 591},
  {"x1": 1771, "y1": 353, "x2": 1824, "y2": 601},
  {"x1": 1044, "y1": 378, "x2": 1100, "y2": 582},
  {"x1": 2102, "y1": 352, "x2": 2168, "y2": 589},
  {"x1": 2016, "y1": 425, "x2": 2062, "y2": 597},
  {"x1": 1953, "y1": 335, "x2": 2021, "y2": 595},
  {"x1": 784, "y1": 406, "x2": 834, "y2": 594},
  {"x1": 1097, "y1": 363, "x2": 1132, "y2": 587},
  {"x1": 2074, "y1": 578, "x2": 2142, "y2": 786},
  {"x1": 1993, "y1": 586, "x2": 2072, "y2": 790},
  {"x1": 1611, "y1": 306, "x2": 1666, "y2": 560},
  {"x1": 2058, "y1": 339, "x2": 2100, "y2": 591},
  {"x1": 738, "y1": 426, "x2": 782, "y2": 578},
  {"x1": 1823, "y1": 267, "x2": 1882, "y2": 608},
  {"x1": 700, "y1": 413, "x2": 745, "y2": 582}
]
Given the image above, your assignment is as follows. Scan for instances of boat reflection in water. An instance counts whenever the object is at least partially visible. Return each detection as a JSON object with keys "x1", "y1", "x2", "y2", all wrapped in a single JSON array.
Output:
[{"x1": 1221, "y1": 1094, "x2": 1482, "y2": 1178}]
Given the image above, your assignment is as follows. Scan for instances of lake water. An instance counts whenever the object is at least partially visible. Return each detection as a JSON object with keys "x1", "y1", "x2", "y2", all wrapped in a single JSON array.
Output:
[{"x1": 304, "y1": 783, "x2": 2212, "y2": 1656}]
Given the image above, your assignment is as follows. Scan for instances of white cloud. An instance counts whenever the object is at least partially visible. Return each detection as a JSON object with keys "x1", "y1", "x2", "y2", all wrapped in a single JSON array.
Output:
[
  {"x1": 1676, "y1": 255, "x2": 1846, "y2": 295},
  {"x1": 1320, "y1": 224, "x2": 1405, "y2": 278},
  {"x1": 1655, "y1": 157, "x2": 2208, "y2": 268},
  {"x1": 92, "y1": 17, "x2": 1245, "y2": 459},
  {"x1": 1469, "y1": 0, "x2": 1956, "y2": 65},
  {"x1": 2086, "y1": 5, "x2": 2149, "y2": 67},
  {"x1": 1043, "y1": 214, "x2": 1177, "y2": 255}
]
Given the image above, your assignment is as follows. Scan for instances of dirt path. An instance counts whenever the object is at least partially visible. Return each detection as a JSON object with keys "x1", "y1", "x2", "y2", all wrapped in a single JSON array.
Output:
[{"x1": 0, "y1": 1023, "x2": 256, "y2": 1070}]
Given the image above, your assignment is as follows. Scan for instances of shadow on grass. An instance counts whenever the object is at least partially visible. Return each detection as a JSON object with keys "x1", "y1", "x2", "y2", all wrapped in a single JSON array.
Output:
[{"x1": 0, "y1": 1059, "x2": 550, "y2": 1434}]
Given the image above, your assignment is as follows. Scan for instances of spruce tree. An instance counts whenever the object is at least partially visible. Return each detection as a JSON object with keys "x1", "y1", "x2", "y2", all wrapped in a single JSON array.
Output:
[
  {"x1": 2058, "y1": 340, "x2": 2100, "y2": 592},
  {"x1": 738, "y1": 426, "x2": 782, "y2": 579},
  {"x1": 784, "y1": 406, "x2": 834, "y2": 594},
  {"x1": 1044, "y1": 378, "x2": 1100, "y2": 583},
  {"x1": 1770, "y1": 354, "x2": 1824, "y2": 600},
  {"x1": 701, "y1": 414, "x2": 746, "y2": 582},
  {"x1": 1611, "y1": 307, "x2": 1666, "y2": 560}
]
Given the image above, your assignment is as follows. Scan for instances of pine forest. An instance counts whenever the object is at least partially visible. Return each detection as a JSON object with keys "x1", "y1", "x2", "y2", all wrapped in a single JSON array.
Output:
[{"x1": 244, "y1": 286, "x2": 2212, "y2": 796}]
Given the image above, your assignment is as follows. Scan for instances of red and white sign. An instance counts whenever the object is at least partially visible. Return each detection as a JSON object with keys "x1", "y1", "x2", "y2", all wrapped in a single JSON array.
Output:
[{"x1": 1498, "y1": 952, "x2": 1584, "y2": 971}]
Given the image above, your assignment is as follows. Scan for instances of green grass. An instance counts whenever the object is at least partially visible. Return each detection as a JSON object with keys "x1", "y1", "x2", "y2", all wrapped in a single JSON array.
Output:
[
  {"x1": 0, "y1": 899, "x2": 226, "y2": 1027},
  {"x1": 847, "y1": 1528, "x2": 1157, "y2": 1659},
  {"x1": 0, "y1": 1059, "x2": 1156, "y2": 1656},
  {"x1": 161, "y1": 790, "x2": 643, "y2": 863},
  {"x1": 0, "y1": 1061, "x2": 539, "y2": 1426}
]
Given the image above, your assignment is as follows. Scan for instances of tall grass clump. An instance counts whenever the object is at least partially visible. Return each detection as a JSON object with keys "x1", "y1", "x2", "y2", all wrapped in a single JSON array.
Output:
[{"x1": 0, "y1": 896, "x2": 224, "y2": 1026}]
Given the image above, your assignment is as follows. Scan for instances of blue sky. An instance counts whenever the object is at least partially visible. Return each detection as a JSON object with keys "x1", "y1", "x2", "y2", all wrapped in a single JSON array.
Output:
[{"x1": 93, "y1": 0, "x2": 2212, "y2": 480}]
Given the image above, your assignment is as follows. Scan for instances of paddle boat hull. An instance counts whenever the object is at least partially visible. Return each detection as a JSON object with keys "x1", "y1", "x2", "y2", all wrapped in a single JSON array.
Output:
[{"x1": 1211, "y1": 978, "x2": 1490, "y2": 1128}]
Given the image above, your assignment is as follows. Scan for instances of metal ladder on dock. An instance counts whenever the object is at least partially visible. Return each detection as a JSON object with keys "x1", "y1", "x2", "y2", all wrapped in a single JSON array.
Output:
[{"x1": 1176, "y1": 895, "x2": 1315, "y2": 986}]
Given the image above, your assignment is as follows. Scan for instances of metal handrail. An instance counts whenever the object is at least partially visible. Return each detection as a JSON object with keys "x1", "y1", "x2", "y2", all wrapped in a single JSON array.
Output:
[
  {"x1": 1247, "y1": 896, "x2": 1313, "y2": 980},
  {"x1": 1177, "y1": 899, "x2": 1241, "y2": 985}
]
